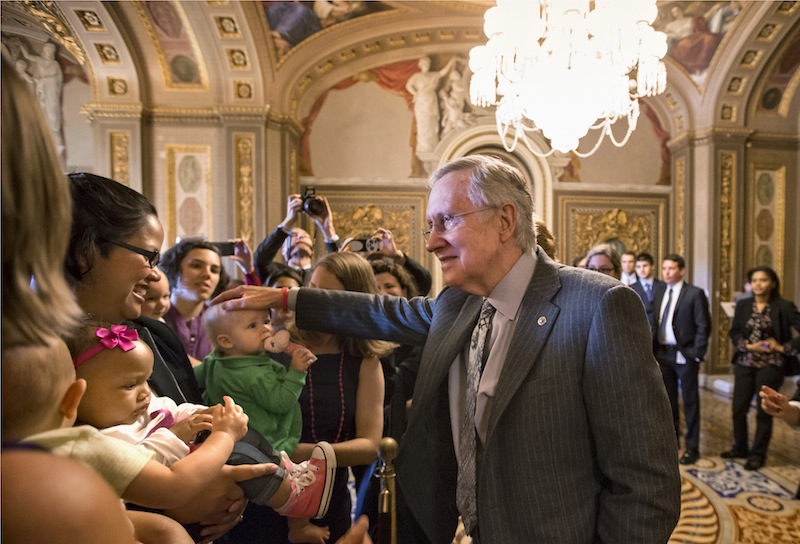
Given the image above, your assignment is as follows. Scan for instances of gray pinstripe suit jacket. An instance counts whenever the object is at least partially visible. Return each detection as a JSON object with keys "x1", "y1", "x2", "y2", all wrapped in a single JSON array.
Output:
[{"x1": 295, "y1": 249, "x2": 680, "y2": 543}]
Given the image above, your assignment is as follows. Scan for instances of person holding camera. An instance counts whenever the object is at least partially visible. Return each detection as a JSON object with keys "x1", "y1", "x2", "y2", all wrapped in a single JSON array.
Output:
[
  {"x1": 254, "y1": 190, "x2": 340, "y2": 286},
  {"x1": 347, "y1": 227, "x2": 432, "y2": 296}
]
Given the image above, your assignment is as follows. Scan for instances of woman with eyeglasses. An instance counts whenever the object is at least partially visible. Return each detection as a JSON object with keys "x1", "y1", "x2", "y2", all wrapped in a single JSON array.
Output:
[
  {"x1": 584, "y1": 243, "x2": 622, "y2": 280},
  {"x1": 65, "y1": 172, "x2": 243, "y2": 542}
]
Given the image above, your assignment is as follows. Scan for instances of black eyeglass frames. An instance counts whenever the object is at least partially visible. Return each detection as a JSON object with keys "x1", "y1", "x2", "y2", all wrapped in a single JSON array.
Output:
[{"x1": 113, "y1": 240, "x2": 160, "y2": 268}]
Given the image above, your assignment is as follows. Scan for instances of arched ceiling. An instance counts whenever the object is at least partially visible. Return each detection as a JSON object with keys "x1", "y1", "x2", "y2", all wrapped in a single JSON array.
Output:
[{"x1": 2, "y1": 1, "x2": 798, "y2": 140}]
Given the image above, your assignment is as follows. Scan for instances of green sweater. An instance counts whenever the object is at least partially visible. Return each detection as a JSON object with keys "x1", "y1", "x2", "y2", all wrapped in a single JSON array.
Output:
[{"x1": 195, "y1": 352, "x2": 306, "y2": 454}]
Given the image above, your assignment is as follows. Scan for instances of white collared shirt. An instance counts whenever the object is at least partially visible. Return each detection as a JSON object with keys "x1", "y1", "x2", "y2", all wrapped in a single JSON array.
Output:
[
  {"x1": 621, "y1": 271, "x2": 637, "y2": 286},
  {"x1": 449, "y1": 249, "x2": 537, "y2": 455},
  {"x1": 659, "y1": 280, "x2": 686, "y2": 364}
]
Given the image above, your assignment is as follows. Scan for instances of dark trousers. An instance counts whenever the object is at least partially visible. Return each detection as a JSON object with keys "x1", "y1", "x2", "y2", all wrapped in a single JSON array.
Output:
[
  {"x1": 656, "y1": 345, "x2": 700, "y2": 451},
  {"x1": 731, "y1": 363, "x2": 784, "y2": 459}
]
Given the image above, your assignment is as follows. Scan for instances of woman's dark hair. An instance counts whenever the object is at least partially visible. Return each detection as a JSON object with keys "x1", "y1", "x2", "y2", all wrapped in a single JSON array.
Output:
[
  {"x1": 369, "y1": 257, "x2": 419, "y2": 298},
  {"x1": 747, "y1": 266, "x2": 780, "y2": 300},
  {"x1": 65, "y1": 173, "x2": 158, "y2": 285},
  {"x1": 160, "y1": 239, "x2": 229, "y2": 298},
  {"x1": 265, "y1": 267, "x2": 303, "y2": 288}
]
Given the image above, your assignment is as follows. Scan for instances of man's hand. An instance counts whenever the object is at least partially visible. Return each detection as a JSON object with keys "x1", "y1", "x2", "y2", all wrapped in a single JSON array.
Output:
[
  {"x1": 311, "y1": 196, "x2": 337, "y2": 241},
  {"x1": 280, "y1": 194, "x2": 303, "y2": 230},
  {"x1": 212, "y1": 285, "x2": 283, "y2": 311},
  {"x1": 335, "y1": 515, "x2": 372, "y2": 544},
  {"x1": 372, "y1": 228, "x2": 404, "y2": 261},
  {"x1": 759, "y1": 385, "x2": 800, "y2": 425}
]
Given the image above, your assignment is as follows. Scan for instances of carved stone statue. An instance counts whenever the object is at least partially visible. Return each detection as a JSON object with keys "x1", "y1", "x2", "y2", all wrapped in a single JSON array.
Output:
[
  {"x1": 19, "y1": 42, "x2": 64, "y2": 157},
  {"x1": 439, "y1": 61, "x2": 473, "y2": 136},
  {"x1": 405, "y1": 56, "x2": 456, "y2": 153}
]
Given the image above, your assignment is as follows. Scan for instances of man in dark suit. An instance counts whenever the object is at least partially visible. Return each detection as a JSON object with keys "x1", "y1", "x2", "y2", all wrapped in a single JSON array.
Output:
[
  {"x1": 631, "y1": 252, "x2": 666, "y2": 327},
  {"x1": 652, "y1": 254, "x2": 711, "y2": 465},
  {"x1": 218, "y1": 155, "x2": 681, "y2": 543}
]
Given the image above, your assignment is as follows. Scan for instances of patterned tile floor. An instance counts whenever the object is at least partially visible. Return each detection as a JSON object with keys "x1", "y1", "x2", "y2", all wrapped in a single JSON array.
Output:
[
  {"x1": 452, "y1": 378, "x2": 800, "y2": 544},
  {"x1": 672, "y1": 378, "x2": 800, "y2": 544}
]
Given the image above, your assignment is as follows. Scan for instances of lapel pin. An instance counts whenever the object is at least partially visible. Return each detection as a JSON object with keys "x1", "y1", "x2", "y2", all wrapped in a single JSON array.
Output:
[{"x1": 537, "y1": 316, "x2": 547, "y2": 326}]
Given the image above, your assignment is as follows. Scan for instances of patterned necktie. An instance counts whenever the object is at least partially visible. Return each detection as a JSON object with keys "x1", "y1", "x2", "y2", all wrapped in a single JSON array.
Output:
[
  {"x1": 659, "y1": 288, "x2": 673, "y2": 343},
  {"x1": 644, "y1": 282, "x2": 653, "y2": 302},
  {"x1": 457, "y1": 299, "x2": 496, "y2": 535}
]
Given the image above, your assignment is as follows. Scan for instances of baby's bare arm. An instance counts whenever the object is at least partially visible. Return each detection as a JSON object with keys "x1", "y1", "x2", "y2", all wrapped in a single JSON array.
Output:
[{"x1": 122, "y1": 397, "x2": 249, "y2": 509}]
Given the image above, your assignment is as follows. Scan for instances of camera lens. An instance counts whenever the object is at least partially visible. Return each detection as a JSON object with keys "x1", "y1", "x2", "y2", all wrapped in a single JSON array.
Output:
[{"x1": 303, "y1": 197, "x2": 325, "y2": 216}]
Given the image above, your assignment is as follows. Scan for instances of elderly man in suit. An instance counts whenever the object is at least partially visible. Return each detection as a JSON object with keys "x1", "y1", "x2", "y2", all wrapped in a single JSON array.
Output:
[
  {"x1": 653, "y1": 254, "x2": 711, "y2": 465},
  {"x1": 217, "y1": 155, "x2": 681, "y2": 543}
]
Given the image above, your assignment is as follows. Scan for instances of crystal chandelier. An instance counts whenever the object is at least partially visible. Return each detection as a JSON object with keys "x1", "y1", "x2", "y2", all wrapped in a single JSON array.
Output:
[{"x1": 469, "y1": 0, "x2": 668, "y2": 157}]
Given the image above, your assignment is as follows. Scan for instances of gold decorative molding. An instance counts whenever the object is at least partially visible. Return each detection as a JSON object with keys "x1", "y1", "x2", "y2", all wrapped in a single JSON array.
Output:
[
  {"x1": 300, "y1": 189, "x2": 428, "y2": 264},
  {"x1": 557, "y1": 195, "x2": 667, "y2": 266},
  {"x1": 716, "y1": 151, "x2": 735, "y2": 374},
  {"x1": 719, "y1": 152, "x2": 735, "y2": 302},
  {"x1": 19, "y1": 0, "x2": 87, "y2": 65},
  {"x1": 81, "y1": 102, "x2": 144, "y2": 121},
  {"x1": 234, "y1": 134, "x2": 255, "y2": 251},
  {"x1": 110, "y1": 131, "x2": 130, "y2": 186},
  {"x1": 289, "y1": 149, "x2": 298, "y2": 196},
  {"x1": 675, "y1": 156, "x2": 686, "y2": 256}
]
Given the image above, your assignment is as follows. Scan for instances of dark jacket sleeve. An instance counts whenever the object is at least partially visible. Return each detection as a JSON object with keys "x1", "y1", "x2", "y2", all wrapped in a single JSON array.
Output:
[
  {"x1": 729, "y1": 298, "x2": 753, "y2": 346},
  {"x1": 254, "y1": 226, "x2": 290, "y2": 283},
  {"x1": 402, "y1": 255, "x2": 433, "y2": 296},
  {"x1": 134, "y1": 317, "x2": 204, "y2": 404}
]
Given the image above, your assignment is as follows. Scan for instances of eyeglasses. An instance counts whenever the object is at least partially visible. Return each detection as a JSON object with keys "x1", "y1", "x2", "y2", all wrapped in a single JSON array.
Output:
[
  {"x1": 422, "y1": 207, "x2": 495, "y2": 241},
  {"x1": 587, "y1": 266, "x2": 615, "y2": 275},
  {"x1": 113, "y1": 241, "x2": 160, "y2": 268}
]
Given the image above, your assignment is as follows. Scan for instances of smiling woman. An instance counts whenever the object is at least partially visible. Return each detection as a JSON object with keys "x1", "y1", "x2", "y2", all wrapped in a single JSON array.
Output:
[
  {"x1": 65, "y1": 172, "x2": 249, "y2": 541},
  {"x1": 159, "y1": 239, "x2": 229, "y2": 361}
]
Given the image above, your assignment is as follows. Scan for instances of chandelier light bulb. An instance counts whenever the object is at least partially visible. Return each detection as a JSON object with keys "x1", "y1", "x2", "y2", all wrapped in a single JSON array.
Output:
[{"x1": 470, "y1": 0, "x2": 667, "y2": 157}]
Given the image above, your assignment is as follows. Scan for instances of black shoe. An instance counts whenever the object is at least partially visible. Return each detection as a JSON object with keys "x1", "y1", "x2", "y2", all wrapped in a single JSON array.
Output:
[
  {"x1": 721, "y1": 449, "x2": 748, "y2": 459},
  {"x1": 744, "y1": 456, "x2": 764, "y2": 471},
  {"x1": 680, "y1": 450, "x2": 700, "y2": 465}
]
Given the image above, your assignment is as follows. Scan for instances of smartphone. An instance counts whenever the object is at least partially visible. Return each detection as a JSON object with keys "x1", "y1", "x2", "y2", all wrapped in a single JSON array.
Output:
[
  {"x1": 350, "y1": 237, "x2": 381, "y2": 252},
  {"x1": 212, "y1": 241, "x2": 236, "y2": 256}
]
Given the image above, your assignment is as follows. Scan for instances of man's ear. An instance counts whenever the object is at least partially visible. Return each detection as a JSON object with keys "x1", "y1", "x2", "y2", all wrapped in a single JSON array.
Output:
[
  {"x1": 217, "y1": 334, "x2": 234, "y2": 350},
  {"x1": 497, "y1": 202, "x2": 518, "y2": 243},
  {"x1": 60, "y1": 379, "x2": 87, "y2": 423}
]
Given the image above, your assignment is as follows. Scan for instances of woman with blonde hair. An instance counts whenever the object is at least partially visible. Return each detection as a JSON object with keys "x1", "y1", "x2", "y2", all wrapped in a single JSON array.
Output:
[
  {"x1": 2, "y1": 54, "x2": 136, "y2": 544},
  {"x1": 585, "y1": 243, "x2": 622, "y2": 280},
  {"x1": 234, "y1": 251, "x2": 389, "y2": 543}
]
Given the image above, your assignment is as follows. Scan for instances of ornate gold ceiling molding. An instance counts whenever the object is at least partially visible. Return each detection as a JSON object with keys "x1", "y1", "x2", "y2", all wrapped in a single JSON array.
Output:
[
  {"x1": 81, "y1": 102, "x2": 144, "y2": 121},
  {"x1": 129, "y1": 0, "x2": 209, "y2": 91},
  {"x1": 287, "y1": 25, "x2": 482, "y2": 118},
  {"x1": 15, "y1": 0, "x2": 87, "y2": 65}
]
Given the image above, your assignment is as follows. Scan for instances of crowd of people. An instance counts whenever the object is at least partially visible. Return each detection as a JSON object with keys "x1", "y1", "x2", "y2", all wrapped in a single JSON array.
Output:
[{"x1": 3, "y1": 48, "x2": 799, "y2": 544}]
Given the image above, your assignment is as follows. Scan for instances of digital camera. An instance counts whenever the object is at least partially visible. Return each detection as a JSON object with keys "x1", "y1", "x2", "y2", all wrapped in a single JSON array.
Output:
[{"x1": 302, "y1": 187, "x2": 325, "y2": 216}]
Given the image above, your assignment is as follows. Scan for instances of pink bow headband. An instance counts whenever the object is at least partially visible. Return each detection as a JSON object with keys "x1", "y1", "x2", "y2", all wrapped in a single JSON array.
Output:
[{"x1": 73, "y1": 325, "x2": 140, "y2": 367}]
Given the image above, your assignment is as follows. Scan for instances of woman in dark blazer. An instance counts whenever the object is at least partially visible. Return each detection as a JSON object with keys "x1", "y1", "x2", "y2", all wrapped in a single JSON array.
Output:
[{"x1": 724, "y1": 266, "x2": 800, "y2": 470}]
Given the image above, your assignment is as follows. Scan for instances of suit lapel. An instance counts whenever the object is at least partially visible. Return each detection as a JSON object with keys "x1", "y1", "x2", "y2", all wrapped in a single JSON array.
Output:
[
  {"x1": 486, "y1": 255, "x2": 562, "y2": 439},
  {"x1": 413, "y1": 290, "x2": 480, "y2": 404}
]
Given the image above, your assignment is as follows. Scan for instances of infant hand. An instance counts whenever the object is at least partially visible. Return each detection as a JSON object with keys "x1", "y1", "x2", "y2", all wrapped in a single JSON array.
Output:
[
  {"x1": 211, "y1": 396, "x2": 249, "y2": 442},
  {"x1": 289, "y1": 346, "x2": 317, "y2": 372},
  {"x1": 170, "y1": 412, "x2": 213, "y2": 444}
]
